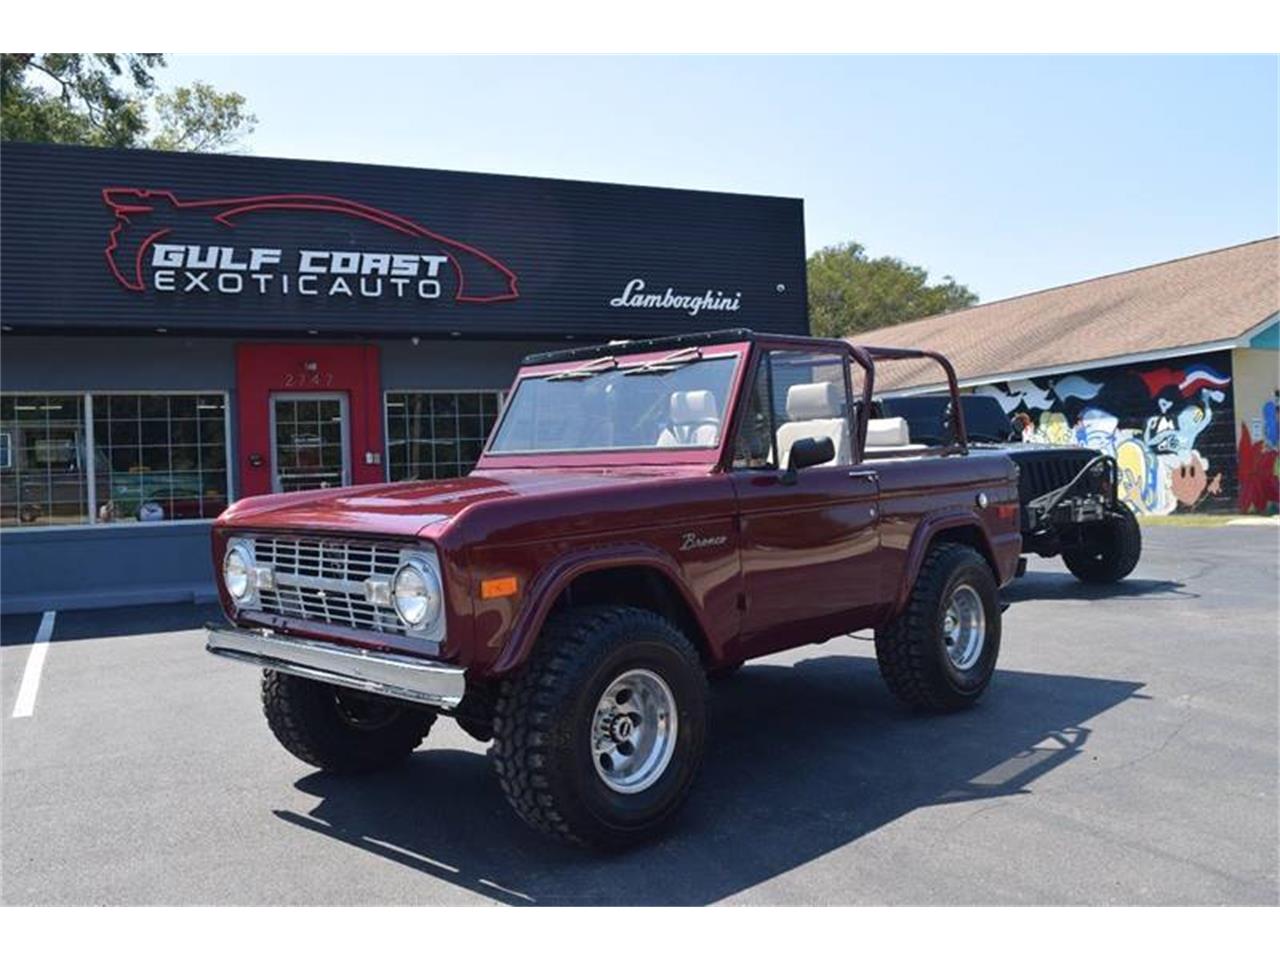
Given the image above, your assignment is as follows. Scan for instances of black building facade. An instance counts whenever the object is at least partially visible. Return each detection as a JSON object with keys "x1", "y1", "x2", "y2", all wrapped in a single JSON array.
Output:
[{"x1": 1, "y1": 142, "x2": 808, "y2": 612}]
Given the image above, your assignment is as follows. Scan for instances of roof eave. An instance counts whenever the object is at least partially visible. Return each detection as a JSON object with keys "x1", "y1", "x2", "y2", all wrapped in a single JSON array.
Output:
[{"x1": 880, "y1": 326, "x2": 1274, "y2": 396}]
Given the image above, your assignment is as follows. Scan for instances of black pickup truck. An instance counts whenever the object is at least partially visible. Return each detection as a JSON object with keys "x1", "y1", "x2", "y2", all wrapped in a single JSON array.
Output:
[{"x1": 876, "y1": 394, "x2": 1142, "y2": 584}]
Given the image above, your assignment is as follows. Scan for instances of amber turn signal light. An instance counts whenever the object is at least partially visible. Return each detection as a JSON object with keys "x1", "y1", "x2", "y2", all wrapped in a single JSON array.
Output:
[{"x1": 480, "y1": 576, "x2": 519, "y2": 600}]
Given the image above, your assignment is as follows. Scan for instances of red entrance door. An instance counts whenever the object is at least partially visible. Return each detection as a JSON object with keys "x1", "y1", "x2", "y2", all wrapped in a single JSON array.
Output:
[{"x1": 235, "y1": 344, "x2": 383, "y2": 498}]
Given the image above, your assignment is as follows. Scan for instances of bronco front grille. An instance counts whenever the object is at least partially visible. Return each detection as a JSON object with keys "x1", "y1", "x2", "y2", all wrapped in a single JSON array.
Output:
[{"x1": 252, "y1": 535, "x2": 407, "y2": 636}]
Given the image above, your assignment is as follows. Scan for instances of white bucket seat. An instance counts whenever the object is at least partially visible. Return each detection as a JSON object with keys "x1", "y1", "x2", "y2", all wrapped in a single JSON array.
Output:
[
  {"x1": 864, "y1": 416, "x2": 928, "y2": 452},
  {"x1": 657, "y1": 390, "x2": 721, "y2": 447},
  {"x1": 777, "y1": 381, "x2": 851, "y2": 468}
]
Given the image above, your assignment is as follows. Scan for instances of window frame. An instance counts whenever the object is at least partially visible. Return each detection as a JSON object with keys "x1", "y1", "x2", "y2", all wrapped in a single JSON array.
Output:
[
  {"x1": 269, "y1": 390, "x2": 351, "y2": 493},
  {"x1": 382, "y1": 388, "x2": 506, "y2": 482},
  {"x1": 485, "y1": 354, "x2": 741, "y2": 457},
  {"x1": 0, "y1": 389, "x2": 234, "y2": 533},
  {"x1": 730, "y1": 347, "x2": 859, "y2": 472},
  {"x1": 477, "y1": 344, "x2": 751, "y2": 469}
]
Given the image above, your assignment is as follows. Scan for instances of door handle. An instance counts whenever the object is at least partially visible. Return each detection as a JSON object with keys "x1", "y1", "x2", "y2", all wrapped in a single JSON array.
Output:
[{"x1": 848, "y1": 471, "x2": 877, "y2": 482}]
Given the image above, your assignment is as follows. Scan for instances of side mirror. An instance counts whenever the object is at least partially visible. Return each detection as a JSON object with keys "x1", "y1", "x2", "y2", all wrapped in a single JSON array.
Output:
[{"x1": 782, "y1": 436, "x2": 835, "y2": 483}]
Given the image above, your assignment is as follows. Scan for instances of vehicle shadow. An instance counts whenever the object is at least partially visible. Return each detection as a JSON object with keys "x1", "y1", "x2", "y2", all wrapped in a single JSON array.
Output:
[
  {"x1": 275, "y1": 653, "x2": 1143, "y2": 905},
  {"x1": 0, "y1": 601, "x2": 222, "y2": 646},
  {"x1": 1003, "y1": 571, "x2": 1193, "y2": 603}
]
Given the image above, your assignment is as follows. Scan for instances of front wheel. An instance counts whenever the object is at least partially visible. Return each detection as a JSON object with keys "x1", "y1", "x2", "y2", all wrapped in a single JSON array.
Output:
[
  {"x1": 707, "y1": 661, "x2": 743, "y2": 682},
  {"x1": 491, "y1": 606, "x2": 707, "y2": 849},
  {"x1": 875, "y1": 542, "x2": 1002, "y2": 711},
  {"x1": 1062, "y1": 503, "x2": 1142, "y2": 583},
  {"x1": 261, "y1": 671, "x2": 435, "y2": 773}
]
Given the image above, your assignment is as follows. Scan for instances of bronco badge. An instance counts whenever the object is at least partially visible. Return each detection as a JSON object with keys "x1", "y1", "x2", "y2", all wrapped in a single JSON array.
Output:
[{"x1": 680, "y1": 532, "x2": 729, "y2": 551}]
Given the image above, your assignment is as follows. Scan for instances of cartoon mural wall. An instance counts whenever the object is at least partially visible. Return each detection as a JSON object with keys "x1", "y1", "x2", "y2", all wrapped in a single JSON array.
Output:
[
  {"x1": 973, "y1": 352, "x2": 1236, "y2": 515},
  {"x1": 1237, "y1": 392, "x2": 1279, "y2": 514}
]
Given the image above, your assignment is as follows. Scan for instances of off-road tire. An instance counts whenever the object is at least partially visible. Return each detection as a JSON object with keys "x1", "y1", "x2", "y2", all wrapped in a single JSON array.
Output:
[
  {"x1": 451, "y1": 683, "x2": 497, "y2": 742},
  {"x1": 1062, "y1": 503, "x2": 1142, "y2": 583},
  {"x1": 261, "y1": 671, "x2": 435, "y2": 774},
  {"x1": 707, "y1": 661, "x2": 744, "y2": 682},
  {"x1": 875, "y1": 542, "x2": 1001, "y2": 711},
  {"x1": 491, "y1": 605, "x2": 707, "y2": 849}
]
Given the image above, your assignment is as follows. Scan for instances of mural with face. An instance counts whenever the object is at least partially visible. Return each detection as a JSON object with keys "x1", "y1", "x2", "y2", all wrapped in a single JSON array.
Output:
[{"x1": 974, "y1": 356, "x2": 1235, "y2": 515}]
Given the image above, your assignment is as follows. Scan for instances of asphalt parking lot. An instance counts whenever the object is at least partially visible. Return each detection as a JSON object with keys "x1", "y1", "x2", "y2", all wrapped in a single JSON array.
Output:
[{"x1": 1, "y1": 524, "x2": 1276, "y2": 906}]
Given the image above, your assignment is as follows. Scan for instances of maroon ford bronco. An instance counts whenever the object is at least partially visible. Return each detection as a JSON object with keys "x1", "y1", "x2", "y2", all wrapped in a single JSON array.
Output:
[{"x1": 208, "y1": 330, "x2": 1021, "y2": 848}]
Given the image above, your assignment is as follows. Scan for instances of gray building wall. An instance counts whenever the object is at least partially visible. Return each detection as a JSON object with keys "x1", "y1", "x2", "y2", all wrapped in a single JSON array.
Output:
[
  {"x1": 379, "y1": 338, "x2": 567, "y2": 390},
  {"x1": 0, "y1": 334, "x2": 558, "y2": 392},
  {"x1": 1, "y1": 334, "x2": 565, "y2": 613},
  {"x1": 0, "y1": 335, "x2": 238, "y2": 391}
]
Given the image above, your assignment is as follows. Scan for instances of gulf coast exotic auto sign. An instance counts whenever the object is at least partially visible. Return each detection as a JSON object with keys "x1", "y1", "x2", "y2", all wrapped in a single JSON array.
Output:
[{"x1": 102, "y1": 188, "x2": 520, "y2": 304}]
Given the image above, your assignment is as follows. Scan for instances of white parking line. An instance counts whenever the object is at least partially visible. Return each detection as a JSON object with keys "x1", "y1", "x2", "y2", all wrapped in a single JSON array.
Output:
[{"x1": 12, "y1": 611, "x2": 56, "y2": 719}]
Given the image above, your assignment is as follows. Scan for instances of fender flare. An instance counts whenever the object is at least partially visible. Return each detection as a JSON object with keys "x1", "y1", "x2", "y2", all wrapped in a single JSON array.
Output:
[
  {"x1": 892, "y1": 509, "x2": 999, "y2": 617},
  {"x1": 489, "y1": 542, "x2": 711, "y2": 675}
]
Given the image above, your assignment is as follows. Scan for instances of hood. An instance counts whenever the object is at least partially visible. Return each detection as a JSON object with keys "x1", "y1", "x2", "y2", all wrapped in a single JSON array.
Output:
[{"x1": 216, "y1": 467, "x2": 705, "y2": 539}]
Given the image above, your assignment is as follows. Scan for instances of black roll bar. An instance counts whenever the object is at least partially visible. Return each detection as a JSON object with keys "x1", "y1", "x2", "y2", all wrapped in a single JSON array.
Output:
[{"x1": 858, "y1": 345, "x2": 969, "y2": 455}]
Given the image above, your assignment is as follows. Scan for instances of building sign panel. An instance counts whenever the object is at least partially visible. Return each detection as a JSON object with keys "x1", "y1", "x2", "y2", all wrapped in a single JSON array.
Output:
[{"x1": 2, "y1": 143, "x2": 807, "y2": 339}]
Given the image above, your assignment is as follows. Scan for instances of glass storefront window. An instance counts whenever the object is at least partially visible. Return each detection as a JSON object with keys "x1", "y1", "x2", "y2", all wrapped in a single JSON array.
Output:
[
  {"x1": 93, "y1": 394, "x2": 229, "y2": 523},
  {"x1": 0, "y1": 395, "x2": 90, "y2": 527},
  {"x1": 385, "y1": 391, "x2": 502, "y2": 480},
  {"x1": 0, "y1": 392, "x2": 230, "y2": 528}
]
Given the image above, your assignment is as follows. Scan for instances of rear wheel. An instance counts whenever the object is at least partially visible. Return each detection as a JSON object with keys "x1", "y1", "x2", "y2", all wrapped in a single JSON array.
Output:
[
  {"x1": 1062, "y1": 503, "x2": 1142, "y2": 583},
  {"x1": 491, "y1": 606, "x2": 707, "y2": 849},
  {"x1": 261, "y1": 671, "x2": 435, "y2": 773},
  {"x1": 875, "y1": 542, "x2": 1001, "y2": 711}
]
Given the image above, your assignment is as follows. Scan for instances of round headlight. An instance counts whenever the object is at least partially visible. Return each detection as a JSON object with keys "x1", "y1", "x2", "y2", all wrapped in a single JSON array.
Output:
[
  {"x1": 223, "y1": 544, "x2": 253, "y2": 601},
  {"x1": 393, "y1": 559, "x2": 441, "y2": 628}
]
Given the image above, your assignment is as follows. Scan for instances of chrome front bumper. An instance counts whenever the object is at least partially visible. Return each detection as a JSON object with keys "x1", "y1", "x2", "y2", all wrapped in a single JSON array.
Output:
[{"x1": 206, "y1": 625, "x2": 466, "y2": 709}]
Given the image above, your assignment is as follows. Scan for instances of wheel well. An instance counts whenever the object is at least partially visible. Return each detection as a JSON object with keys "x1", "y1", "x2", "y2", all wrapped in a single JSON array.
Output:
[
  {"x1": 929, "y1": 524, "x2": 999, "y2": 578},
  {"x1": 551, "y1": 565, "x2": 712, "y2": 665}
]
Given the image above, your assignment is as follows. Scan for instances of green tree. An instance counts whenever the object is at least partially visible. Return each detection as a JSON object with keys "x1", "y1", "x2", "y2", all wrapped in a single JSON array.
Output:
[
  {"x1": 807, "y1": 241, "x2": 978, "y2": 338},
  {"x1": 151, "y1": 82, "x2": 256, "y2": 152},
  {"x1": 1, "y1": 53, "x2": 255, "y2": 152}
]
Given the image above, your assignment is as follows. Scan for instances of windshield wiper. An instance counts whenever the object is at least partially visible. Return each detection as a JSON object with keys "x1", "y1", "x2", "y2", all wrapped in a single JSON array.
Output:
[
  {"x1": 622, "y1": 346, "x2": 704, "y2": 376},
  {"x1": 546, "y1": 356, "x2": 619, "y2": 381}
]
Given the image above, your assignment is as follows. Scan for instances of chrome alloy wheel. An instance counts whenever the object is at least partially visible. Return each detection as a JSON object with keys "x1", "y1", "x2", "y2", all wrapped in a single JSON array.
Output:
[
  {"x1": 590, "y1": 668, "x2": 678, "y2": 794},
  {"x1": 941, "y1": 584, "x2": 986, "y2": 670}
]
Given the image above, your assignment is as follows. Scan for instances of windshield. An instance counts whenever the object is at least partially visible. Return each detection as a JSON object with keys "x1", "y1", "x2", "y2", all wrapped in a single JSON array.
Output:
[{"x1": 487, "y1": 353, "x2": 739, "y2": 454}]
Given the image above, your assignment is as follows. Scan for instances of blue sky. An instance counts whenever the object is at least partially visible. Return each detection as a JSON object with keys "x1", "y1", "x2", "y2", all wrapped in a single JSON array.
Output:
[{"x1": 158, "y1": 55, "x2": 1277, "y2": 304}]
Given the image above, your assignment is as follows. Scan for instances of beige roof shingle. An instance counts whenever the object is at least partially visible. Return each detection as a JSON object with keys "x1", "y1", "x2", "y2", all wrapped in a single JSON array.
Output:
[{"x1": 854, "y1": 237, "x2": 1279, "y2": 391}]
